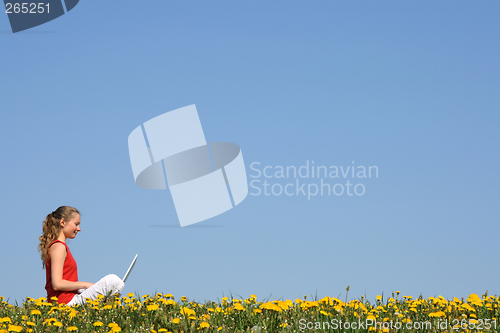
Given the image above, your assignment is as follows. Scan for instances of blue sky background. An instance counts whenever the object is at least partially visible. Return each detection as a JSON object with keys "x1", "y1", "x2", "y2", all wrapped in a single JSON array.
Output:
[{"x1": 1, "y1": 1, "x2": 499, "y2": 304}]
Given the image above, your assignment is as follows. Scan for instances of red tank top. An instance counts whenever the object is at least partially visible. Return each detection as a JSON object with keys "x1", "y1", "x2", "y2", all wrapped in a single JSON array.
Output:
[{"x1": 45, "y1": 240, "x2": 79, "y2": 304}]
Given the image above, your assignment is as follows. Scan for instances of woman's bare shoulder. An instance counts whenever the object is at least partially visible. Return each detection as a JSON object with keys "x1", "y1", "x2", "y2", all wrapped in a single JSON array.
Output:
[{"x1": 49, "y1": 242, "x2": 67, "y2": 255}]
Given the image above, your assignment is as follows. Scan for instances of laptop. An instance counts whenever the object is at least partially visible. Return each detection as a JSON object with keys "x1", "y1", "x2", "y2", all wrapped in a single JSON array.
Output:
[
  {"x1": 122, "y1": 254, "x2": 138, "y2": 283},
  {"x1": 78, "y1": 254, "x2": 138, "y2": 293}
]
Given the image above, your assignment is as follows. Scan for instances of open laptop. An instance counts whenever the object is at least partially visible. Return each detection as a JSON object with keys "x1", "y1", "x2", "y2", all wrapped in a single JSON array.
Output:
[
  {"x1": 78, "y1": 254, "x2": 138, "y2": 293},
  {"x1": 122, "y1": 254, "x2": 138, "y2": 283}
]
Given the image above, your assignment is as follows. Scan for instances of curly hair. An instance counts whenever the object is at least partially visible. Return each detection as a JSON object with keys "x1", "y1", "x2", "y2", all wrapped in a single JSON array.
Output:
[{"x1": 38, "y1": 206, "x2": 80, "y2": 268}]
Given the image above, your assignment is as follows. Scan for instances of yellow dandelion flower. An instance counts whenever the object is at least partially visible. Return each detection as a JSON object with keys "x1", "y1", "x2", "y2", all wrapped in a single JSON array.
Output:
[
  {"x1": 180, "y1": 307, "x2": 195, "y2": 317},
  {"x1": 233, "y1": 303, "x2": 245, "y2": 311},
  {"x1": 93, "y1": 321, "x2": 103, "y2": 327},
  {"x1": 429, "y1": 311, "x2": 445, "y2": 318},
  {"x1": 108, "y1": 323, "x2": 118, "y2": 328},
  {"x1": 164, "y1": 293, "x2": 174, "y2": 299},
  {"x1": 147, "y1": 304, "x2": 159, "y2": 311},
  {"x1": 158, "y1": 329, "x2": 169, "y2": 332},
  {"x1": 172, "y1": 318, "x2": 180, "y2": 324},
  {"x1": 30, "y1": 310, "x2": 41, "y2": 315},
  {"x1": 2, "y1": 317, "x2": 12, "y2": 324},
  {"x1": 68, "y1": 308, "x2": 77, "y2": 320},
  {"x1": 277, "y1": 300, "x2": 292, "y2": 310},
  {"x1": 198, "y1": 322, "x2": 210, "y2": 329},
  {"x1": 253, "y1": 309, "x2": 262, "y2": 314},
  {"x1": 180, "y1": 296, "x2": 188, "y2": 302},
  {"x1": 111, "y1": 327, "x2": 121, "y2": 332},
  {"x1": 53, "y1": 322, "x2": 63, "y2": 327},
  {"x1": 300, "y1": 301, "x2": 319, "y2": 310},
  {"x1": 188, "y1": 316, "x2": 196, "y2": 320},
  {"x1": 127, "y1": 293, "x2": 135, "y2": 298},
  {"x1": 260, "y1": 301, "x2": 283, "y2": 312},
  {"x1": 27, "y1": 322, "x2": 36, "y2": 327},
  {"x1": 67, "y1": 327, "x2": 78, "y2": 332},
  {"x1": 461, "y1": 303, "x2": 475, "y2": 312},
  {"x1": 8, "y1": 325, "x2": 23, "y2": 332}
]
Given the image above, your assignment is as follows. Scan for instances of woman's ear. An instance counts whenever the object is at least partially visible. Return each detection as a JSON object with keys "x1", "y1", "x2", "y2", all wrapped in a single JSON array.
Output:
[{"x1": 60, "y1": 219, "x2": 66, "y2": 228}]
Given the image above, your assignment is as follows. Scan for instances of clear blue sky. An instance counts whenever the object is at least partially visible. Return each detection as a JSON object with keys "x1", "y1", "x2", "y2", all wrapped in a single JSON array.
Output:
[{"x1": 1, "y1": 1, "x2": 499, "y2": 304}]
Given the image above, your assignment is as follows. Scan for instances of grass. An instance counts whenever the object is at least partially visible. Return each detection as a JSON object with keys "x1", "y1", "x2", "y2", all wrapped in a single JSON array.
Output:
[{"x1": 0, "y1": 290, "x2": 499, "y2": 332}]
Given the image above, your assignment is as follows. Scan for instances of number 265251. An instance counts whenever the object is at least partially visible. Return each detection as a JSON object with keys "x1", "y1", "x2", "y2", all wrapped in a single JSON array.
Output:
[{"x1": 5, "y1": 3, "x2": 50, "y2": 14}]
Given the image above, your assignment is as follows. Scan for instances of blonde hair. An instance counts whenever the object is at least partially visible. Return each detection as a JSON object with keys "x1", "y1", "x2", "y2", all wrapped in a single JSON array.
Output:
[{"x1": 38, "y1": 206, "x2": 80, "y2": 268}]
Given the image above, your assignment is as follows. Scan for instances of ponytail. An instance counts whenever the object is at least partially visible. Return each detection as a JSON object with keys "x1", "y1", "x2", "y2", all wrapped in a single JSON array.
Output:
[{"x1": 38, "y1": 206, "x2": 80, "y2": 268}]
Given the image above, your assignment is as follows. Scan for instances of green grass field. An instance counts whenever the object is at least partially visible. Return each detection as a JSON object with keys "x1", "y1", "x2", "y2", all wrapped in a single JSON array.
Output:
[{"x1": 1, "y1": 290, "x2": 498, "y2": 332}]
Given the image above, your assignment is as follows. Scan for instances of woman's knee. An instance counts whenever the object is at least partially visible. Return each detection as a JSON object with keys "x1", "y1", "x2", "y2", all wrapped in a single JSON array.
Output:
[
  {"x1": 104, "y1": 274, "x2": 124, "y2": 290},
  {"x1": 104, "y1": 274, "x2": 120, "y2": 281}
]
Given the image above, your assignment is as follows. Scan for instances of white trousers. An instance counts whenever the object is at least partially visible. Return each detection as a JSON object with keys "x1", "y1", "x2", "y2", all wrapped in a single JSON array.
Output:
[{"x1": 67, "y1": 274, "x2": 125, "y2": 306}]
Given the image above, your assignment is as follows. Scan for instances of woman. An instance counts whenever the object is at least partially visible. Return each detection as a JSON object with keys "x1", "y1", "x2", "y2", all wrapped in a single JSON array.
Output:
[{"x1": 38, "y1": 206, "x2": 124, "y2": 305}]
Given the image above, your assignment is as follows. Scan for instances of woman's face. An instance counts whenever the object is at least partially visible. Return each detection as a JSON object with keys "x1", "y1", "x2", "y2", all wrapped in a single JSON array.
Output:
[{"x1": 61, "y1": 213, "x2": 81, "y2": 239}]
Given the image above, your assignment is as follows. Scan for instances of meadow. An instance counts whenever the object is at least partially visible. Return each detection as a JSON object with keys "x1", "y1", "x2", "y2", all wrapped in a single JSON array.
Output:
[{"x1": 0, "y1": 290, "x2": 498, "y2": 332}]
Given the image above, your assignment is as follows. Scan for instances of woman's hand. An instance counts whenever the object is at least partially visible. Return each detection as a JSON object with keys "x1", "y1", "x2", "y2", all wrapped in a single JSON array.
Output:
[{"x1": 83, "y1": 282, "x2": 94, "y2": 289}]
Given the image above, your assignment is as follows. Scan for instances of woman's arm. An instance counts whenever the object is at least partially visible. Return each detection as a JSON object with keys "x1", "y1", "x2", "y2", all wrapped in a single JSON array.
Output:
[{"x1": 49, "y1": 242, "x2": 94, "y2": 291}]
